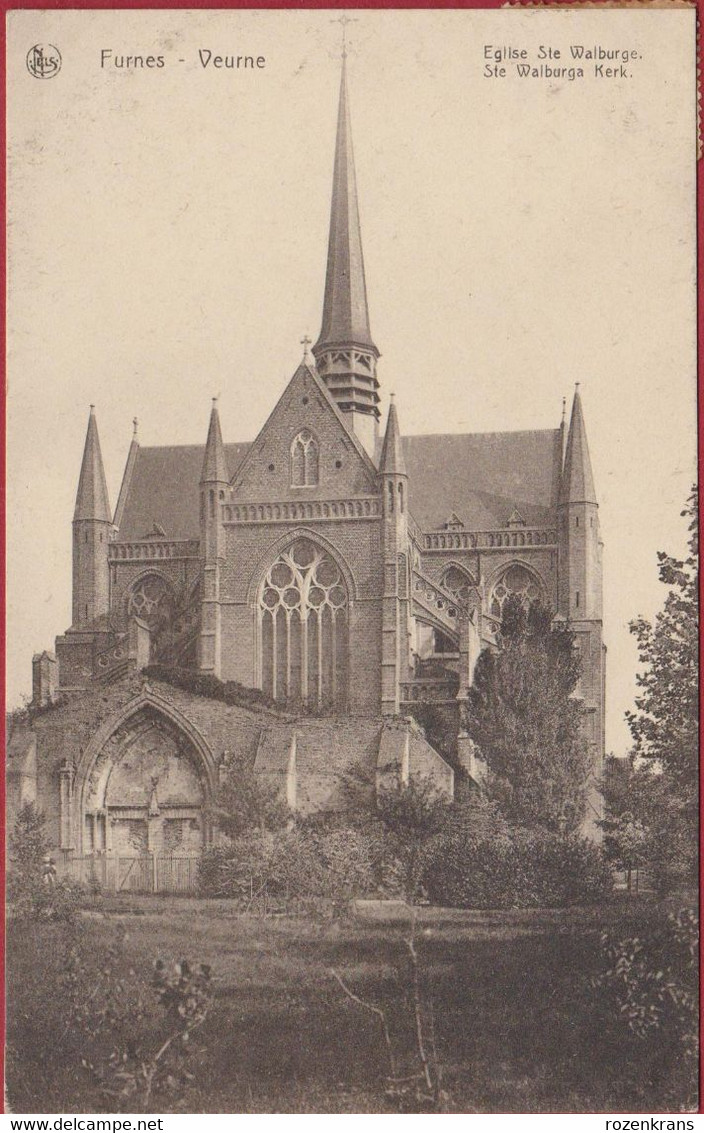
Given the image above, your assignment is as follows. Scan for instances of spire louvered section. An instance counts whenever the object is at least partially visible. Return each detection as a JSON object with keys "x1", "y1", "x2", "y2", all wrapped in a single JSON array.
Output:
[{"x1": 313, "y1": 57, "x2": 380, "y2": 457}]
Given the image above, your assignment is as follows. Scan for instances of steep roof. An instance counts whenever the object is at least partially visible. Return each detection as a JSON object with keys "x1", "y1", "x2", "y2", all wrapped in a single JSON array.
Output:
[
  {"x1": 115, "y1": 443, "x2": 249, "y2": 541},
  {"x1": 402, "y1": 429, "x2": 563, "y2": 531},
  {"x1": 114, "y1": 428, "x2": 560, "y2": 542},
  {"x1": 314, "y1": 56, "x2": 376, "y2": 354},
  {"x1": 379, "y1": 398, "x2": 407, "y2": 476},
  {"x1": 201, "y1": 400, "x2": 229, "y2": 484},
  {"x1": 74, "y1": 407, "x2": 111, "y2": 523},
  {"x1": 560, "y1": 387, "x2": 597, "y2": 505}
]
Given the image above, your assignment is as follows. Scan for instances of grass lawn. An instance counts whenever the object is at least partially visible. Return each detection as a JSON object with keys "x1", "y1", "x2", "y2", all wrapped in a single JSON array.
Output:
[{"x1": 6, "y1": 896, "x2": 695, "y2": 1114}]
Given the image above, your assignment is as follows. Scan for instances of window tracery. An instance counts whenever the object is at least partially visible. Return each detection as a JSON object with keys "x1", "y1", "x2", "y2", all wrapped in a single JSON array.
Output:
[
  {"x1": 291, "y1": 430, "x2": 320, "y2": 487},
  {"x1": 489, "y1": 563, "x2": 545, "y2": 619},
  {"x1": 259, "y1": 538, "x2": 348, "y2": 709},
  {"x1": 127, "y1": 574, "x2": 174, "y2": 628},
  {"x1": 440, "y1": 566, "x2": 472, "y2": 608}
]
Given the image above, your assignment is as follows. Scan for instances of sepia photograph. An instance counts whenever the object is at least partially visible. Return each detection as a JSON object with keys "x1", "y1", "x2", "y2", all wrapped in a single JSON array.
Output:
[{"x1": 5, "y1": 6, "x2": 698, "y2": 1116}]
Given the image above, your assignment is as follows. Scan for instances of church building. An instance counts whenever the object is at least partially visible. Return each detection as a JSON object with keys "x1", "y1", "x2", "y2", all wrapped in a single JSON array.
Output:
[{"x1": 9, "y1": 57, "x2": 605, "y2": 870}]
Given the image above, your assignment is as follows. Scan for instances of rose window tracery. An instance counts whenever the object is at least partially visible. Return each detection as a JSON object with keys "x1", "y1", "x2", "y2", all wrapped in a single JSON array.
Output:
[
  {"x1": 489, "y1": 564, "x2": 545, "y2": 619},
  {"x1": 259, "y1": 538, "x2": 348, "y2": 709},
  {"x1": 127, "y1": 575, "x2": 174, "y2": 628},
  {"x1": 440, "y1": 566, "x2": 472, "y2": 609}
]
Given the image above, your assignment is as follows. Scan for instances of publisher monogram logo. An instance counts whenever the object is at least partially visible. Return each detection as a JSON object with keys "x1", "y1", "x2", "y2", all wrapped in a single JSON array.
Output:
[{"x1": 26, "y1": 44, "x2": 62, "y2": 79}]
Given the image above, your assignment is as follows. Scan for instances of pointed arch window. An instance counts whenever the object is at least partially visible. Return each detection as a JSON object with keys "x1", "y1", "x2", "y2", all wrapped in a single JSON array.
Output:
[
  {"x1": 259, "y1": 538, "x2": 348, "y2": 710},
  {"x1": 489, "y1": 563, "x2": 546, "y2": 620},
  {"x1": 441, "y1": 565, "x2": 472, "y2": 609},
  {"x1": 291, "y1": 430, "x2": 319, "y2": 487}
]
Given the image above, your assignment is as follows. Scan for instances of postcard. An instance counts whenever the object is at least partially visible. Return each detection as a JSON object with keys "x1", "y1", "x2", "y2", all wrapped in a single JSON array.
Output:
[{"x1": 5, "y1": 6, "x2": 698, "y2": 1117}]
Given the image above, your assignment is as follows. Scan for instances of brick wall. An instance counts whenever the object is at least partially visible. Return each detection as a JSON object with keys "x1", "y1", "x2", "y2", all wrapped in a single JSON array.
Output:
[{"x1": 22, "y1": 673, "x2": 455, "y2": 852}]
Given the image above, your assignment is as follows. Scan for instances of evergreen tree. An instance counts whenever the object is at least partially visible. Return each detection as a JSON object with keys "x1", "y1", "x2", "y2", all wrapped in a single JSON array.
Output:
[
  {"x1": 623, "y1": 487, "x2": 698, "y2": 890},
  {"x1": 463, "y1": 597, "x2": 591, "y2": 832}
]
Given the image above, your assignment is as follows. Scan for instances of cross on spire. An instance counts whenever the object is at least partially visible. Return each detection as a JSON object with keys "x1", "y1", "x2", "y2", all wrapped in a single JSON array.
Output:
[
  {"x1": 332, "y1": 12, "x2": 357, "y2": 58},
  {"x1": 300, "y1": 334, "x2": 312, "y2": 360}
]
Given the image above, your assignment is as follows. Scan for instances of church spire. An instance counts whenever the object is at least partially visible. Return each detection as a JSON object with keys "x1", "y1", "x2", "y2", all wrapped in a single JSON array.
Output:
[
  {"x1": 201, "y1": 398, "x2": 229, "y2": 485},
  {"x1": 560, "y1": 385, "x2": 597, "y2": 505},
  {"x1": 74, "y1": 405, "x2": 111, "y2": 522},
  {"x1": 315, "y1": 54, "x2": 376, "y2": 355},
  {"x1": 313, "y1": 54, "x2": 380, "y2": 458},
  {"x1": 72, "y1": 406, "x2": 111, "y2": 628},
  {"x1": 379, "y1": 396, "x2": 407, "y2": 476}
]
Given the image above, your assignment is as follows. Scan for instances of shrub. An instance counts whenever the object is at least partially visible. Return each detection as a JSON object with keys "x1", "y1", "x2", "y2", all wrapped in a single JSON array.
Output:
[
  {"x1": 592, "y1": 907, "x2": 698, "y2": 1110},
  {"x1": 199, "y1": 822, "x2": 391, "y2": 905},
  {"x1": 143, "y1": 664, "x2": 326, "y2": 717},
  {"x1": 198, "y1": 832, "x2": 277, "y2": 899},
  {"x1": 423, "y1": 827, "x2": 613, "y2": 908},
  {"x1": 8, "y1": 802, "x2": 83, "y2": 924},
  {"x1": 7, "y1": 919, "x2": 214, "y2": 1112},
  {"x1": 377, "y1": 777, "x2": 452, "y2": 901}
]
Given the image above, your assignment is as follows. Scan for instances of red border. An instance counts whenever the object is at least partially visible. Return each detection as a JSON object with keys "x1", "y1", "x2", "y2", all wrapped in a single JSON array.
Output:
[{"x1": 0, "y1": 0, "x2": 701, "y2": 1118}]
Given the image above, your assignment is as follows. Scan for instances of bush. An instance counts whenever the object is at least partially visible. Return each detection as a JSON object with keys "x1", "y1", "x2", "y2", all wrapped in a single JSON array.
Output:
[
  {"x1": 8, "y1": 802, "x2": 84, "y2": 924},
  {"x1": 199, "y1": 832, "x2": 277, "y2": 899},
  {"x1": 143, "y1": 665, "x2": 279, "y2": 711},
  {"x1": 143, "y1": 664, "x2": 326, "y2": 716},
  {"x1": 199, "y1": 822, "x2": 392, "y2": 904},
  {"x1": 7, "y1": 919, "x2": 214, "y2": 1112},
  {"x1": 423, "y1": 827, "x2": 613, "y2": 908},
  {"x1": 592, "y1": 907, "x2": 698, "y2": 1110}
]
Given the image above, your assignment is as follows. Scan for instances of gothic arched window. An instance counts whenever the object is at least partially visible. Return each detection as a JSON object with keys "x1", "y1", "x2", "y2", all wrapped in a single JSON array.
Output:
[
  {"x1": 259, "y1": 538, "x2": 348, "y2": 710},
  {"x1": 489, "y1": 563, "x2": 545, "y2": 620},
  {"x1": 290, "y1": 430, "x2": 319, "y2": 487},
  {"x1": 440, "y1": 565, "x2": 472, "y2": 609},
  {"x1": 127, "y1": 574, "x2": 174, "y2": 628}
]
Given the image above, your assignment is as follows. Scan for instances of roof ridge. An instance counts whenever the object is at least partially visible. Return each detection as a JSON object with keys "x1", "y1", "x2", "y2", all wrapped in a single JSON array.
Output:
[
  {"x1": 136, "y1": 440, "x2": 252, "y2": 452},
  {"x1": 402, "y1": 427, "x2": 561, "y2": 441}
]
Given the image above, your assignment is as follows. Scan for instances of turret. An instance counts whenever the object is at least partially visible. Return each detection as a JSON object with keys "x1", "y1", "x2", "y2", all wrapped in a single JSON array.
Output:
[
  {"x1": 113, "y1": 417, "x2": 140, "y2": 534},
  {"x1": 378, "y1": 396, "x2": 410, "y2": 714},
  {"x1": 558, "y1": 384, "x2": 601, "y2": 622},
  {"x1": 199, "y1": 399, "x2": 229, "y2": 676},
  {"x1": 312, "y1": 54, "x2": 380, "y2": 458},
  {"x1": 72, "y1": 406, "x2": 111, "y2": 627},
  {"x1": 558, "y1": 384, "x2": 605, "y2": 836}
]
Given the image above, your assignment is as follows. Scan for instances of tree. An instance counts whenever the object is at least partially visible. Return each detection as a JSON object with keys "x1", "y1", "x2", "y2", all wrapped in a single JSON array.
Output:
[
  {"x1": 8, "y1": 802, "x2": 50, "y2": 897},
  {"x1": 622, "y1": 487, "x2": 698, "y2": 890},
  {"x1": 626, "y1": 487, "x2": 698, "y2": 795},
  {"x1": 211, "y1": 758, "x2": 289, "y2": 839},
  {"x1": 377, "y1": 777, "x2": 451, "y2": 902},
  {"x1": 463, "y1": 597, "x2": 591, "y2": 832},
  {"x1": 599, "y1": 755, "x2": 650, "y2": 891}
]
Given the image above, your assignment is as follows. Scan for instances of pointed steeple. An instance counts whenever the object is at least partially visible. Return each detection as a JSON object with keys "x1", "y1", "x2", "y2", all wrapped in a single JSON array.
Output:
[
  {"x1": 315, "y1": 56, "x2": 376, "y2": 354},
  {"x1": 560, "y1": 386, "x2": 597, "y2": 505},
  {"x1": 74, "y1": 406, "x2": 111, "y2": 522},
  {"x1": 201, "y1": 399, "x2": 229, "y2": 484},
  {"x1": 313, "y1": 56, "x2": 380, "y2": 458},
  {"x1": 379, "y1": 396, "x2": 407, "y2": 476},
  {"x1": 113, "y1": 418, "x2": 140, "y2": 531}
]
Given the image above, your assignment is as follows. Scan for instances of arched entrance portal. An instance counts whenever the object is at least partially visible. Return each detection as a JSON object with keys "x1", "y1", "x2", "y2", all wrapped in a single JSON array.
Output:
[{"x1": 81, "y1": 704, "x2": 211, "y2": 856}]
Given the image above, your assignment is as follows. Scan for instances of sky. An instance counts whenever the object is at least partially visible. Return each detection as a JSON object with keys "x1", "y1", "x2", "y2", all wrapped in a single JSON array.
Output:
[{"x1": 7, "y1": 7, "x2": 697, "y2": 755}]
